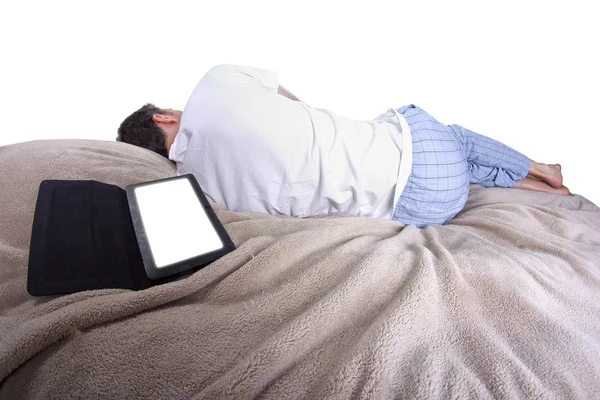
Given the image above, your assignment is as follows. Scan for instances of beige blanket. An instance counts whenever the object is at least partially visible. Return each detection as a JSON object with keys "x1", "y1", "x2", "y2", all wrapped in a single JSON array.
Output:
[{"x1": 1, "y1": 139, "x2": 599, "y2": 399}]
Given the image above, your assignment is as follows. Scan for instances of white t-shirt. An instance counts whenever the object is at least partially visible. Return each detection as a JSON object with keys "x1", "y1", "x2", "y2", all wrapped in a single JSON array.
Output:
[{"x1": 169, "y1": 64, "x2": 412, "y2": 219}]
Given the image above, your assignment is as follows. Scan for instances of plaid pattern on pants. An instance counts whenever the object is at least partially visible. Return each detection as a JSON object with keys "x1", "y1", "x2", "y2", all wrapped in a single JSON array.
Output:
[{"x1": 392, "y1": 105, "x2": 531, "y2": 227}]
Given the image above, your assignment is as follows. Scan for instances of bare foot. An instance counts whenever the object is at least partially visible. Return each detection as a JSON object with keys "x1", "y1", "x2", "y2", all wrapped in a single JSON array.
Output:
[
  {"x1": 529, "y1": 161, "x2": 564, "y2": 188},
  {"x1": 543, "y1": 164, "x2": 564, "y2": 188},
  {"x1": 513, "y1": 177, "x2": 571, "y2": 195}
]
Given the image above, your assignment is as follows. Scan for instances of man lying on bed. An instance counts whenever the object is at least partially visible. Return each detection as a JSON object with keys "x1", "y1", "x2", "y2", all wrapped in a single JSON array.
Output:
[{"x1": 117, "y1": 64, "x2": 570, "y2": 228}]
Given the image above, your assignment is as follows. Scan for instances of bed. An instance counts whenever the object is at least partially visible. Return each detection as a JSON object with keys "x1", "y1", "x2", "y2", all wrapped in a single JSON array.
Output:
[{"x1": 1, "y1": 139, "x2": 599, "y2": 399}]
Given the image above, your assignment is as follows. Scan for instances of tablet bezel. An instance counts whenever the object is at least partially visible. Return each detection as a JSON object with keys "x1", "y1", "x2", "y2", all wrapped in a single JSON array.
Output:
[{"x1": 125, "y1": 174, "x2": 236, "y2": 281}]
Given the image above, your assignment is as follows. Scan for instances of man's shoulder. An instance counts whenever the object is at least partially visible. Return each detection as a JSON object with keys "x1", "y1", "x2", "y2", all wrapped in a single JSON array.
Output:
[
  {"x1": 203, "y1": 64, "x2": 257, "y2": 79},
  {"x1": 201, "y1": 64, "x2": 279, "y2": 90},
  {"x1": 205, "y1": 64, "x2": 240, "y2": 76}
]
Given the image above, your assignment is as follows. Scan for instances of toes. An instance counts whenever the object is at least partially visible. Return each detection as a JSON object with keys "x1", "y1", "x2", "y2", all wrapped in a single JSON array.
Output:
[{"x1": 558, "y1": 186, "x2": 571, "y2": 195}]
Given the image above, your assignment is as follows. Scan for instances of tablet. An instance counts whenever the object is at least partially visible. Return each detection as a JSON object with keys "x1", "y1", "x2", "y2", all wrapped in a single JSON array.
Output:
[{"x1": 126, "y1": 174, "x2": 236, "y2": 280}]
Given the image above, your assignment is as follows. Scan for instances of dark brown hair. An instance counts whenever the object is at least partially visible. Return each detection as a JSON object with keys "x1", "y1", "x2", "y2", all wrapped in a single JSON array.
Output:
[{"x1": 117, "y1": 103, "x2": 168, "y2": 158}]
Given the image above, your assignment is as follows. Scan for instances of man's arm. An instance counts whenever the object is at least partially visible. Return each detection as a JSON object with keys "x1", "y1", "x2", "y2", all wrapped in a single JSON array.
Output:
[{"x1": 277, "y1": 85, "x2": 302, "y2": 103}]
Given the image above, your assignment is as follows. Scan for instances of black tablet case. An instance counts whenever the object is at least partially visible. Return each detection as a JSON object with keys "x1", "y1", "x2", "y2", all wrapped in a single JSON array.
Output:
[{"x1": 27, "y1": 179, "x2": 230, "y2": 296}]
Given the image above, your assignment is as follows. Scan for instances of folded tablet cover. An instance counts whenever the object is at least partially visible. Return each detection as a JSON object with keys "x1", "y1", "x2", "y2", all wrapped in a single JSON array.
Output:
[{"x1": 27, "y1": 180, "x2": 153, "y2": 296}]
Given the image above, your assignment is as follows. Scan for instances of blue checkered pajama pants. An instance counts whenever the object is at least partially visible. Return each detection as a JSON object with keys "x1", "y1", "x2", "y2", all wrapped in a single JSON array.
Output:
[{"x1": 392, "y1": 104, "x2": 531, "y2": 227}]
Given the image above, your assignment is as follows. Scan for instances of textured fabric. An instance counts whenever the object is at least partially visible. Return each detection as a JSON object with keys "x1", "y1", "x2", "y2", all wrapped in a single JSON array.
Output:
[
  {"x1": 393, "y1": 105, "x2": 530, "y2": 227},
  {"x1": 169, "y1": 64, "x2": 412, "y2": 220},
  {"x1": 449, "y1": 123, "x2": 531, "y2": 188},
  {"x1": 2, "y1": 140, "x2": 600, "y2": 399}
]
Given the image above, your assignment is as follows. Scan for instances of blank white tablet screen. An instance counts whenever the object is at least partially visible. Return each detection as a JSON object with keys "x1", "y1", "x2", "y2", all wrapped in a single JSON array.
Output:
[{"x1": 133, "y1": 178, "x2": 223, "y2": 268}]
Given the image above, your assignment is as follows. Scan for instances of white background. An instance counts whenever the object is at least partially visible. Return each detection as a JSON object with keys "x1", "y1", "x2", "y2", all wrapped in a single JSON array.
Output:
[{"x1": 1, "y1": 0, "x2": 598, "y2": 205}]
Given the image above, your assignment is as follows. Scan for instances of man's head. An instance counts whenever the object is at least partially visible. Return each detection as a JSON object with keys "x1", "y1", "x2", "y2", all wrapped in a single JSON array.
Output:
[{"x1": 117, "y1": 103, "x2": 183, "y2": 158}]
